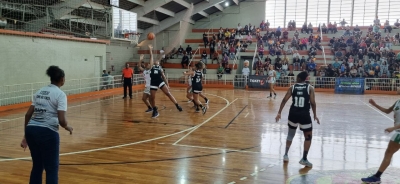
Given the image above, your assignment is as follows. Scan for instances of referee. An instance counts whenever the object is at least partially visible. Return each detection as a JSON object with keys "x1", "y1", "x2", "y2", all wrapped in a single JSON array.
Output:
[{"x1": 122, "y1": 63, "x2": 133, "y2": 99}]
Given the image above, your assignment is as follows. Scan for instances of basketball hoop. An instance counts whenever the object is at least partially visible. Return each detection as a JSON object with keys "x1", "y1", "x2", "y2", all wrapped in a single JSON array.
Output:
[{"x1": 123, "y1": 33, "x2": 141, "y2": 45}]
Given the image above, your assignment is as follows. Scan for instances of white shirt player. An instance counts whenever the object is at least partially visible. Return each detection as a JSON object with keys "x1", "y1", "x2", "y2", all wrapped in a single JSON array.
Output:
[
  {"x1": 393, "y1": 100, "x2": 400, "y2": 128},
  {"x1": 188, "y1": 75, "x2": 192, "y2": 86},
  {"x1": 268, "y1": 70, "x2": 276, "y2": 83},
  {"x1": 143, "y1": 69, "x2": 151, "y2": 87},
  {"x1": 28, "y1": 84, "x2": 67, "y2": 132}
]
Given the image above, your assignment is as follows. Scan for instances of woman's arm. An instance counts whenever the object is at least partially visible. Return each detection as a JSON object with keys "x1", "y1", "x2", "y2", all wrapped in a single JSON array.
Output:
[{"x1": 369, "y1": 99, "x2": 395, "y2": 114}]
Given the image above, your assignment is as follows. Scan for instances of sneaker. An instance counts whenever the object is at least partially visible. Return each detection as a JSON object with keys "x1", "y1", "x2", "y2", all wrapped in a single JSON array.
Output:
[
  {"x1": 176, "y1": 105, "x2": 183, "y2": 112},
  {"x1": 283, "y1": 155, "x2": 289, "y2": 162},
  {"x1": 361, "y1": 175, "x2": 381, "y2": 184},
  {"x1": 299, "y1": 159, "x2": 313, "y2": 167},
  {"x1": 201, "y1": 106, "x2": 207, "y2": 115},
  {"x1": 187, "y1": 100, "x2": 192, "y2": 103},
  {"x1": 205, "y1": 99, "x2": 209, "y2": 104},
  {"x1": 267, "y1": 96, "x2": 272, "y2": 99},
  {"x1": 195, "y1": 108, "x2": 200, "y2": 113},
  {"x1": 152, "y1": 111, "x2": 159, "y2": 118},
  {"x1": 145, "y1": 108, "x2": 153, "y2": 113}
]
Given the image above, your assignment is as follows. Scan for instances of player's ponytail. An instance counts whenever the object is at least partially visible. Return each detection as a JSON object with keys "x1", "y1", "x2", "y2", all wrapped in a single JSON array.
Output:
[{"x1": 46, "y1": 66, "x2": 65, "y2": 83}]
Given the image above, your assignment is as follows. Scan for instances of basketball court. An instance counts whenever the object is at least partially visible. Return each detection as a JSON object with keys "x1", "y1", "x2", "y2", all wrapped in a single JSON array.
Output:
[{"x1": 1, "y1": 88, "x2": 400, "y2": 183}]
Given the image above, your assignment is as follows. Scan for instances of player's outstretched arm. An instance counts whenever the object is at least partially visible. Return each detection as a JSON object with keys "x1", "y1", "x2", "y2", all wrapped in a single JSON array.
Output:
[
  {"x1": 369, "y1": 99, "x2": 395, "y2": 114},
  {"x1": 309, "y1": 86, "x2": 320, "y2": 124},
  {"x1": 148, "y1": 45, "x2": 154, "y2": 67},
  {"x1": 276, "y1": 86, "x2": 293, "y2": 122},
  {"x1": 138, "y1": 54, "x2": 144, "y2": 71}
]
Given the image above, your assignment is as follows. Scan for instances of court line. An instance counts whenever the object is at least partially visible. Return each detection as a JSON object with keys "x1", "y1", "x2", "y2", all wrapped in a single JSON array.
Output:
[
  {"x1": 359, "y1": 100, "x2": 394, "y2": 122},
  {"x1": 172, "y1": 97, "x2": 237, "y2": 145},
  {"x1": 244, "y1": 112, "x2": 249, "y2": 118},
  {"x1": 0, "y1": 92, "x2": 231, "y2": 162},
  {"x1": 225, "y1": 105, "x2": 248, "y2": 128},
  {"x1": 173, "y1": 143, "x2": 260, "y2": 154}
]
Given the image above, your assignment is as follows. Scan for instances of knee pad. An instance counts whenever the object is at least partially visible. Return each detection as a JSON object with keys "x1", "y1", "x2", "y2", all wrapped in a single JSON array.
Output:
[
  {"x1": 305, "y1": 134, "x2": 312, "y2": 141},
  {"x1": 286, "y1": 128, "x2": 296, "y2": 141}
]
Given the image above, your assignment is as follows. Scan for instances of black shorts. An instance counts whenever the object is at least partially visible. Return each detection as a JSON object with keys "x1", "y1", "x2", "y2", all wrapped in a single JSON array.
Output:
[
  {"x1": 150, "y1": 81, "x2": 165, "y2": 90},
  {"x1": 288, "y1": 110, "x2": 312, "y2": 132},
  {"x1": 192, "y1": 86, "x2": 203, "y2": 94}
]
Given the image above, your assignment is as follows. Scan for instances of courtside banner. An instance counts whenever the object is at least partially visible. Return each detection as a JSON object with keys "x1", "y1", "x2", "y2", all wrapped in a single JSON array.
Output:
[
  {"x1": 248, "y1": 75, "x2": 270, "y2": 89},
  {"x1": 334, "y1": 78, "x2": 364, "y2": 94}
]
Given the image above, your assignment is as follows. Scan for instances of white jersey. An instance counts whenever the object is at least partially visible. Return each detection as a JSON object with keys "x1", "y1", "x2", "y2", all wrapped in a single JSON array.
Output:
[
  {"x1": 28, "y1": 84, "x2": 67, "y2": 132},
  {"x1": 188, "y1": 75, "x2": 192, "y2": 86},
  {"x1": 393, "y1": 100, "x2": 400, "y2": 126},
  {"x1": 268, "y1": 70, "x2": 276, "y2": 83},
  {"x1": 143, "y1": 69, "x2": 151, "y2": 87}
]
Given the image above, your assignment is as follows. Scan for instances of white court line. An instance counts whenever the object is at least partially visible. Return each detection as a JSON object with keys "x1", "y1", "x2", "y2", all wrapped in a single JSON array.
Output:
[
  {"x1": 359, "y1": 100, "x2": 394, "y2": 122},
  {"x1": 173, "y1": 144, "x2": 260, "y2": 154},
  {"x1": 244, "y1": 112, "x2": 249, "y2": 118},
  {"x1": 0, "y1": 92, "x2": 231, "y2": 162},
  {"x1": 172, "y1": 97, "x2": 237, "y2": 145},
  {"x1": 0, "y1": 119, "x2": 9, "y2": 121}
]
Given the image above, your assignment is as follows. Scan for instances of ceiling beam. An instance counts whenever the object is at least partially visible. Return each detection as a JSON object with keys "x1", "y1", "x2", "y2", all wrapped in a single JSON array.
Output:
[
  {"x1": 60, "y1": 15, "x2": 106, "y2": 27},
  {"x1": 232, "y1": 0, "x2": 239, "y2": 5},
  {"x1": 127, "y1": 0, "x2": 145, "y2": 6},
  {"x1": 138, "y1": 17, "x2": 160, "y2": 25},
  {"x1": 130, "y1": 0, "x2": 173, "y2": 18},
  {"x1": 140, "y1": 0, "x2": 226, "y2": 42},
  {"x1": 214, "y1": 4, "x2": 224, "y2": 11},
  {"x1": 155, "y1": 7, "x2": 175, "y2": 17},
  {"x1": 197, "y1": 11, "x2": 209, "y2": 17},
  {"x1": 81, "y1": 1, "x2": 106, "y2": 10},
  {"x1": 172, "y1": 0, "x2": 191, "y2": 8}
]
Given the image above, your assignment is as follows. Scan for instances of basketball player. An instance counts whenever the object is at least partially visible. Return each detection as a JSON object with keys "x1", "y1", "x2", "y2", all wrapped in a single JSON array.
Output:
[
  {"x1": 148, "y1": 45, "x2": 182, "y2": 118},
  {"x1": 183, "y1": 62, "x2": 207, "y2": 114},
  {"x1": 137, "y1": 54, "x2": 152, "y2": 112},
  {"x1": 21, "y1": 66, "x2": 73, "y2": 184},
  {"x1": 186, "y1": 67, "x2": 209, "y2": 105},
  {"x1": 267, "y1": 65, "x2": 277, "y2": 99},
  {"x1": 275, "y1": 71, "x2": 320, "y2": 167},
  {"x1": 361, "y1": 97, "x2": 400, "y2": 183}
]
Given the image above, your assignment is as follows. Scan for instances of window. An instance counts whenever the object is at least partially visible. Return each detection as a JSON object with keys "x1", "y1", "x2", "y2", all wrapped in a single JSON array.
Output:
[
  {"x1": 286, "y1": 0, "x2": 307, "y2": 27},
  {"x1": 307, "y1": 0, "x2": 329, "y2": 26},
  {"x1": 378, "y1": 0, "x2": 400, "y2": 24},
  {"x1": 265, "y1": 0, "x2": 285, "y2": 28},
  {"x1": 330, "y1": 0, "x2": 352, "y2": 25},
  {"x1": 353, "y1": 0, "x2": 376, "y2": 26}
]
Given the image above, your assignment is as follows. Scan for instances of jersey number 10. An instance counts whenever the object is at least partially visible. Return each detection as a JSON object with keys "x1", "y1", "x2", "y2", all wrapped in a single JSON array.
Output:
[{"x1": 294, "y1": 97, "x2": 305, "y2": 108}]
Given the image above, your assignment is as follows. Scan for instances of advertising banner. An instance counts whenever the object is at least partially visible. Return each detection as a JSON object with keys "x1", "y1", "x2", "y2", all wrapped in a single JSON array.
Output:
[
  {"x1": 248, "y1": 75, "x2": 270, "y2": 89},
  {"x1": 334, "y1": 78, "x2": 364, "y2": 94}
]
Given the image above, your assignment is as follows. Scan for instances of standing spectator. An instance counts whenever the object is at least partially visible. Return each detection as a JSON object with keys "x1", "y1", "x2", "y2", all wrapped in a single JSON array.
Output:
[
  {"x1": 308, "y1": 22, "x2": 313, "y2": 34},
  {"x1": 122, "y1": 63, "x2": 133, "y2": 99},
  {"x1": 186, "y1": 45, "x2": 193, "y2": 58},
  {"x1": 107, "y1": 71, "x2": 114, "y2": 89},
  {"x1": 340, "y1": 19, "x2": 347, "y2": 29},
  {"x1": 203, "y1": 32, "x2": 209, "y2": 48},
  {"x1": 222, "y1": 53, "x2": 229, "y2": 68},
  {"x1": 159, "y1": 47, "x2": 166, "y2": 65},
  {"x1": 209, "y1": 39, "x2": 216, "y2": 59},
  {"x1": 181, "y1": 53, "x2": 189, "y2": 68},
  {"x1": 21, "y1": 66, "x2": 73, "y2": 184},
  {"x1": 101, "y1": 70, "x2": 108, "y2": 90},
  {"x1": 384, "y1": 20, "x2": 392, "y2": 33}
]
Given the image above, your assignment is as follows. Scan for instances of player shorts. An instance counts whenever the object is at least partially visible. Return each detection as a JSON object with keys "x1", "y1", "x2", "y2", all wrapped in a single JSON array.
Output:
[
  {"x1": 390, "y1": 131, "x2": 400, "y2": 144},
  {"x1": 287, "y1": 110, "x2": 312, "y2": 132},
  {"x1": 144, "y1": 86, "x2": 150, "y2": 94},
  {"x1": 150, "y1": 81, "x2": 165, "y2": 90},
  {"x1": 192, "y1": 86, "x2": 202, "y2": 94},
  {"x1": 268, "y1": 79, "x2": 276, "y2": 84}
]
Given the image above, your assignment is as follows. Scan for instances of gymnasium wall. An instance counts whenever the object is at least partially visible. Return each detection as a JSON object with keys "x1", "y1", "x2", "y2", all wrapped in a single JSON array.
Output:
[
  {"x1": 0, "y1": 34, "x2": 106, "y2": 86},
  {"x1": 106, "y1": 42, "x2": 138, "y2": 75},
  {"x1": 194, "y1": 1, "x2": 266, "y2": 29}
]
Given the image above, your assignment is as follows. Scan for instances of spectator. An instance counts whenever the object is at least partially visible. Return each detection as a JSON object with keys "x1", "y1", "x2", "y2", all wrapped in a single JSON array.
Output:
[
  {"x1": 350, "y1": 66, "x2": 357, "y2": 77},
  {"x1": 258, "y1": 45, "x2": 265, "y2": 58},
  {"x1": 333, "y1": 22, "x2": 338, "y2": 33},
  {"x1": 332, "y1": 59, "x2": 341, "y2": 69},
  {"x1": 282, "y1": 59, "x2": 288, "y2": 75},
  {"x1": 107, "y1": 71, "x2": 114, "y2": 89},
  {"x1": 212, "y1": 51, "x2": 219, "y2": 64},
  {"x1": 181, "y1": 53, "x2": 189, "y2": 68},
  {"x1": 301, "y1": 22, "x2": 307, "y2": 34},
  {"x1": 217, "y1": 63, "x2": 224, "y2": 80},
  {"x1": 373, "y1": 24, "x2": 380, "y2": 33},
  {"x1": 242, "y1": 63, "x2": 250, "y2": 77},
  {"x1": 160, "y1": 47, "x2": 166, "y2": 64},
  {"x1": 300, "y1": 37, "x2": 308, "y2": 50},
  {"x1": 225, "y1": 65, "x2": 231, "y2": 74},
  {"x1": 309, "y1": 45, "x2": 317, "y2": 57},
  {"x1": 229, "y1": 45, "x2": 236, "y2": 60},
  {"x1": 340, "y1": 19, "x2": 347, "y2": 29},
  {"x1": 175, "y1": 45, "x2": 184, "y2": 58},
  {"x1": 101, "y1": 70, "x2": 108, "y2": 90},
  {"x1": 201, "y1": 50, "x2": 208, "y2": 64},
  {"x1": 335, "y1": 50, "x2": 343, "y2": 60},
  {"x1": 321, "y1": 23, "x2": 327, "y2": 34},
  {"x1": 222, "y1": 53, "x2": 229, "y2": 68},
  {"x1": 294, "y1": 30, "x2": 299, "y2": 39},
  {"x1": 283, "y1": 29, "x2": 289, "y2": 39},
  {"x1": 374, "y1": 16, "x2": 381, "y2": 25},
  {"x1": 293, "y1": 56, "x2": 300, "y2": 71},
  {"x1": 308, "y1": 22, "x2": 313, "y2": 34},
  {"x1": 269, "y1": 46, "x2": 276, "y2": 56},
  {"x1": 394, "y1": 19, "x2": 400, "y2": 28},
  {"x1": 186, "y1": 45, "x2": 192, "y2": 58}
]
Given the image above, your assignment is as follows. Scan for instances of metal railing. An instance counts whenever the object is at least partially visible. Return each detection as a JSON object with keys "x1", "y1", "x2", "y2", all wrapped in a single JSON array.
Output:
[
  {"x1": 251, "y1": 43, "x2": 258, "y2": 74},
  {"x1": 319, "y1": 24, "x2": 327, "y2": 66},
  {"x1": 166, "y1": 73, "x2": 235, "y2": 86},
  {"x1": 0, "y1": 75, "x2": 145, "y2": 106}
]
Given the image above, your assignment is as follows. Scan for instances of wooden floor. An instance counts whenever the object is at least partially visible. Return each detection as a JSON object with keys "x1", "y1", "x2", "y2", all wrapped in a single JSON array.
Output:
[{"x1": 1, "y1": 88, "x2": 400, "y2": 184}]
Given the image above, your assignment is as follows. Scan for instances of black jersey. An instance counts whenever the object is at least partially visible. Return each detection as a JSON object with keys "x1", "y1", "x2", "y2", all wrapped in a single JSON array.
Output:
[
  {"x1": 150, "y1": 65, "x2": 163, "y2": 86},
  {"x1": 191, "y1": 70, "x2": 203, "y2": 91},
  {"x1": 290, "y1": 83, "x2": 311, "y2": 112}
]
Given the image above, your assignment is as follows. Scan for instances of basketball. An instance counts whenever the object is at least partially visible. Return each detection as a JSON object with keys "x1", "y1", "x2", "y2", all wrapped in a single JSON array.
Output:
[{"x1": 147, "y1": 33, "x2": 155, "y2": 40}]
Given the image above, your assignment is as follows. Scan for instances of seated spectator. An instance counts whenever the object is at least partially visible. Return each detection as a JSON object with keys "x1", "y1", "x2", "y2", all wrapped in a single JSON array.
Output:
[
  {"x1": 186, "y1": 45, "x2": 193, "y2": 58},
  {"x1": 354, "y1": 25, "x2": 361, "y2": 32},
  {"x1": 293, "y1": 56, "x2": 300, "y2": 71},
  {"x1": 225, "y1": 65, "x2": 231, "y2": 74},
  {"x1": 181, "y1": 53, "x2": 189, "y2": 68},
  {"x1": 329, "y1": 37, "x2": 335, "y2": 46},
  {"x1": 201, "y1": 50, "x2": 208, "y2": 64},
  {"x1": 350, "y1": 66, "x2": 357, "y2": 77},
  {"x1": 283, "y1": 29, "x2": 289, "y2": 39},
  {"x1": 373, "y1": 24, "x2": 380, "y2": 33},
  {"x1": 282, "y1": 59, "x2": 289, "y2": 75},
  {"x1": 335, "y1": 50, "x2": 343, "y2": 60},
  {"x1": 394, "y1": 19, "x2": 400, "y2": 28},
  {"x1": 269, "y1": 46, "x2": 276, "y2": 56},
  {"x1": 258, "y1": 45, "x2": 265, "y2": 58},
  {"x1": 333, "y1": 22, "x2": 338, "y2": 33},
  {"x1": 276, "y1": 47, "x2": 282, "y2": 56},
  {"x1": 328, "y1": 22, "x2": 333, "y2": 33},
  {"x1": 246, "y1": 33, "x2": 252, "y2": 45},
  {"x1": 229, "y1": 45, "x2": 236, "y2": 60},
  {"x1": 175, "y1": 45, "x2": 184, "y2": 58},
  {"x1": 321, "y1": 23, "x2": 327, "y2": 34},
  {"x1": 288, "y1": 70, "x2": 295, "y2": 76},
  {"x1": 222, "y1": 53, "x2": 229, "y2": 68},
  {"x1": 212, "y1": 51, "x2": 219, "y2": 64},
  {"x1": 301, "y1": 22, "x2": 308, "y2": 34},
  {"x1": 332, "y1": 59, "x2": 341, "y2": 69},
  {"x1": 294, "y1": 30, "x2": 299, "y2": 39},
  {"x1": 285, "y1": 45, "x2": 294, "y2": 55},
  {"x1": 217, "y1": 63, "x2": 224, "y2": 79},
  {"x1": 275, "y1": 26, "x2": 282, "y2": 39},
  {"x1": 300, "y1": 37, "x2": 308, "y2": 50},
  {"x1": 315, "y1": 42, "x2": 322, "y2": 50},
  {"x1": 384, "y1": 20, "x2": 392, "y2": 33},
  {"x1": 309, "y1": 45, "x2": 317, "y2": 57},
  {"x1": 308, "y1": 22, "x2": 313, "y2": 34}
]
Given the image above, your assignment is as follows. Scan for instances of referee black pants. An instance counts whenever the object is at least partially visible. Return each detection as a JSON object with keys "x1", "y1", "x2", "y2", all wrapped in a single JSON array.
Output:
[{"x1": 123, "y1": 78, "x2": 132, "y2": 98}]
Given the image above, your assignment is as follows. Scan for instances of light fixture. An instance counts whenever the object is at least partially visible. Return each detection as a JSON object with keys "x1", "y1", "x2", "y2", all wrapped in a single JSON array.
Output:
[{"x1": 225, "y1": 2, "x2": 229, "y2": 7}]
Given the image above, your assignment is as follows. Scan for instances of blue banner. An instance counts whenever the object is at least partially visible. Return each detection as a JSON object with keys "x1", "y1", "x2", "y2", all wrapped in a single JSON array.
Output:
[
  {"x1": 248, "y1": 75, "x2": 270, "y2": 89},
  {"x1": 334, "y1": 78, "x2": 365, "y2": 94}
]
